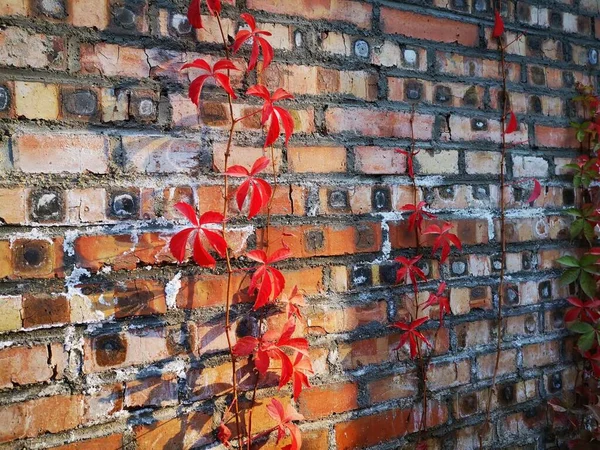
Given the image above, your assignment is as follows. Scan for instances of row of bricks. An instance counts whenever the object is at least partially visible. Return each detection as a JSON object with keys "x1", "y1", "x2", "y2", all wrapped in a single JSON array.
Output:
[
  {"x1": 0, "y1": 122, "x2": 581, "y2": 175},
  {"x1": 0, "y1": 334, "x2": 567, "y2": 446},
  {"x1": 2, "y1": 0, "x2": 599, "y2": 51},
  {"x1": 0, "y1": 73, "x2": 578, "y2": 126},
  {"x1": 0, "y1": 179, "x2": 578, "y2": 226},
  {"x1": 0, "y1": 266, "x2": 568, "y2": 332},
  {"x1": 0, "y1": 216, "x2": 574, "y2": 278}
]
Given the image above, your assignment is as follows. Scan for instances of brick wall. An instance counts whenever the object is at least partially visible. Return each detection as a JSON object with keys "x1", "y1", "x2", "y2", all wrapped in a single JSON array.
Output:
[{"x1": 0, "y1": 0, "x2": 597, "y2": 448}]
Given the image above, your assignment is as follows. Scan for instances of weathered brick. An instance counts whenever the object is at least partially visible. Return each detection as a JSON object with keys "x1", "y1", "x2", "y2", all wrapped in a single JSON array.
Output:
[
  {"x1": 0, "y1": 27, "x2": 66, "y2": 70},
  {"x1": 298, "y1": 382, "x2": 358, "y2": 419},
  {"x1": 13, "y1": 132, "x2": 109, "y2": 174},
  {"x1": 288, "y1": 146, "x2": 346, "y2": 173},
  {"x1": 14, "y1": 82, "x2": 59, "y2": 120},
  {"x1": 0, "y1": 342, "x2": 66, "y2": 389},
  {"x1": 80, "y1": 43, "x2": 150, "y2": 78},
  {"x1": 381, "y1": 8, "x2": 479, "y2": 47}
]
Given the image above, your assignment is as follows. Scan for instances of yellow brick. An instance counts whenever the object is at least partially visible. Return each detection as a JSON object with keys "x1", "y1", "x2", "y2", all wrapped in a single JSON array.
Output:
[
  {"x1": 0, "y1": 296, "x2": 22, "y2": 332},
  {"x1": 15, "y1": 82, "x2": 59, "y2": 120},
  {"x1": 70, "y1": 0, "x2": 110, "y2": 28},
  {"x1": 0, "y1": 0, "x2": 28, "y2": 15}
]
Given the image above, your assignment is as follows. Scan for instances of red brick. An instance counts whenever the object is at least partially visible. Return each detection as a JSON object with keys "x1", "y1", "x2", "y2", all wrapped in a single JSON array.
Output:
[
  {"x1": 535, "y1": 125, "x2": 580, "y2": 149},
  {"x1": 124, "y1": 373, "x2": 178, "y2": 408},
  {"x1": 0, "y1": 342, "x2": 66, "y2": 389},
  {"x1": 50, "y1": 434, "x2": 123, "y2": 450},
  {"x1": 114, "y1": 279, "x2": 167, "y2": 318},
  {"x1": 134, "y1": 412, "x2": 214, "y2": 449},
  {"x1": 0, "y1": 395, "x2": 84, "y2": 444},
  {"x1": 428, "y1": 359, "x2": 471, "y2": 390},
  {"x1": 477, "y1": 349, "x2": 518, "y2": 379},
  {"x1": 247, "y1": 0, "x2": 372, "y2": 29},
  {"x1": 83, "y1": 327, "x2": 180, "y2": 373},
  {"x1": 288, "y1": 146, "x2": 347, "y2": 173},
  {"x1": 367, "y1": 372, "x2": 419, "y2": 404},
  {"x1": 381, "y1": 8, "x2": 479, "y2": 46},
  {"x1": 13, "y1": 132, "x2": 109, "y2": 174},
  {"x1": 298, "y1": 382, "x2": 358, "y2": 419},
  {"x1": 326, "y1": 107, "x2": 433, "y2": 139},
  {"x1": 122, "y1": 136, "x2": 205, "y2": 173},
  {"x1": 23, "y1": 294, "x2": 69, "y2": 328},
  {"x1": 306, "y1": 301, "x2": 387, "y2": 335},
  {"x1": 70, "y1": 0, "x2": 110, "y2": 28},
  {"x1": 335, "y1": 401, "x2": 447, "y2": 449},
  {"x1": 354, "y1": 146, "x2": 406, "y2": 174},
  {"x1": 522, "y1": 340, "x2": 562, "y2": 368}
]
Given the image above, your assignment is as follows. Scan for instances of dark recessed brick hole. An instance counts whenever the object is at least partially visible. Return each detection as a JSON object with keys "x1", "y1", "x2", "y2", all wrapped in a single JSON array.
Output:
[
  {"x1": 435, "y1": 86, "x2": 452, "y2": 105},
  {"x1": 450, "y1": 257, "x2": 468, "y2": 276},
  {"x1": 528, "y1": 96, "x2": 542, "y2": 114},
  {"x1": 450, "y1": 0, "x2": 468, "y2": 11},
  {"x1": 404, "y1": 80, "x2": 423, "y2": 101},
  {"x1": 379, "y1": 262, "x2": 399, "y2": 285},
  {"x1": 166, "y1": 327, "x2": 185, "y2": 354},
  {"x1": 236, "y1": 316, "x2": 259, "y2": 339},
  {"x1": 513, "y1": 186, "x2": 525, "y2": 202},
  {"x1": 29, "y1": 190, "x2": 65, "y2": 222},
  {"x1": 439, "y1": 186, "x2": 454, "y2": 200},
  {"x1": 562, "y1": 71, "x2": 575, "y2": 88},
  {"x1": 491, "y1": 256, "x2": 503, "y2": 273},
  {"x1": 499, "y1": 384, "x2": 515, "y2": 405},
  {"x1": 516, "y1": 3, "x2": 530, "y2": 22},
  {"x1": 353, "y1": 40, "x2": 369, "y2": 58},
  {"x1": 111, "y1": 0, "x2": 145, "y2": 30},
  {"x1": 169, "y1": 12, "x2": 192, "y2": 35},
  {"x1": 34, "y1": 0, "x2": 67, "y2": 18},
  {"x1": 327, "y1": 189, "x2": 349, "y2": 211},
  {"x1": 549, "y1": 11, "x2": 562, "y2": 29},
  {"x1": 463, "y1": 86, "x2": 478, "y2": 107},
  {"x1": 473, "y1": 185, "x2": 489, "y2": 200},
  {"x1": 538, "y1": 280, "x2": 552, "y2": 300},
  {"x1": 578, "y1": 17, "x2": 591, "y2": 35},
  {"x1": 565, "y1": 99, "x2": 578, "y2": 119},
  {"x1": 13, "y1": 240, "x2": 52, "y2": 274},
  {"x1": 94, "y1": 334, "x2": 128, "y2": 366},
  {"x1": 401, "y1": 48, "x2": 418, "y2": 67},
  {"x1": 355, "y1": 225, "x2": 376, "y2": 251},
  {"x1": 549, "y1": 372, "x2": 563, "y2": 393},
  {"x1": 417, "y1": 259, "x2": 430, "y2": 277},
  {"x1": 527, "y1": 36, "x2": 542, "y2": 56},
  {"x1": 422, "y1": 188, "x2": 435, "y2": 205},
  {"x1": 63, "y1": 89, "x2": 98, "y2": 117},
  {"x1": 294, "y1": 30, "x2": 303, "y2": 48},
  {"x1": 589, "y1": 49, "x2": 599, "y2": 66},
  {"x1": 563, "y1": 188, "x2": 575, "y2": 206},
  {"x1": 0, "y1": 85, "x2": 11, "y2": 112},
  {"x1": 371, "y1": 187, "x2": 391, "y2": 212},
  {"x1": 471, "y1": 118, "x2": 488, "y2": 131},
  {"x1": 131, "y1": 96, "x2": 157, "y2": 121},
  {"x1": 530, "y1": 67, "x2": 546, "y2": 86},
  {"x1": 552, "y1": 310, "x2": 564, "y2": 329},
  {"x1": 522, "y1": 252, "x2": 533, "y2": 270},
  {"x1": 352, "y1": 265, "x2": 372, "y2": 288},
  {"x1": 504, "y1": 285, "x2": 519, "y2": 306},
  {"x1": 109, "y1": 190, "x2": 139, "y2": 219},
  {"x1": 524, "y1": 315, "x2": 537, "y2": 334},
  {"x1": 473, "y1": 0, "x2": 488, "y2": 12},
  {"x1": 470, "y1": 286, "x2": 487, "y2": 302},
  {"x1": 305, "y1": 229, "x2": 325, "y2": 252},
  {"x1": 460, "y1": 394, "x2": 478, "y2": 415}
]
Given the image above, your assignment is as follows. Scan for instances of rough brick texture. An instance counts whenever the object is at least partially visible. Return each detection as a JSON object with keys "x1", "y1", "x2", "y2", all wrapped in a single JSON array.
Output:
[{"x1": 0, "y1": 0, "x2": 596, "y2": 448}]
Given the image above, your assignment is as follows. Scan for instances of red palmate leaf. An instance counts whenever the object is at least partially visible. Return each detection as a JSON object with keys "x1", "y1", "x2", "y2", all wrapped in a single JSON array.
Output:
[
  {"x1": 247, "y1": 85, "x2": 295, "y2": 147},
  {"x1": 187, "y1": 0, "x2": 221, "y2": 29},
  {"x1": 181, "y1": 58, "x2": 239, "y2": 105},
  {"x1": 280, "y1": 285, "x2": 306, "y2": 319},
  {"x1": 564, "y1": 296, "x2": 600, "y2": 323},
  {"x1": 422, "y1": 222, "x2": 462, "y2": 263},
  {"x1": 290, "y1": 352, "x2": 312, "y2": 400},
  {"x1": 266, "y1": 399, "x2": 304, "y2": 450},
  {"x1": 225, "y1": 156, "x2": 273, "y2": 219},
  {"x1": 396, "y1": 148, "x2": 419, "y2": 179},
  {"x1": 492, "y1": 10, "x2": 505, "y2": 38},
  {"x1": 505, "y1": 111, "x2": 518, "y2": 134},
  {"x1": 395, "y1": 255, "x2": 427, "y2": 293},
  {"x1": 401, "y1": 201, "x2": 437, "y2": 232},
  {"x1": 247, "y1": 247, "x2": 292, "y2": 309},
  {"x1": 392, "y1": 317, "x2": 432, "y2": 358},
  {"x1": 217, "y1": 423, "x2": 232, "y2": 448},
  {"x1": 422, "y1": 282, "x2": 450, "y2": 325},
  {"x1": 232, "y1": 13, "x2": 274, "y2": 72},
  {"x1": 527, "y1": 179, "x2": 542, "y2": 203},
  {"x1": 169, "y1": 202, "x2": 227, "y2": 268}
]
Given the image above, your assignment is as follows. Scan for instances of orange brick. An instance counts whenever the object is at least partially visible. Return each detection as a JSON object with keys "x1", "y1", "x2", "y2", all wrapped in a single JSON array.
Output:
[
  {"x1": 124, "y1": 374, "x2": 178, "y2": 408},
  {"x1": 535, "y1": 125, "x2": 580, "y2": 148},
  {"x1": 298, "y1": 382, "x2": 359, "y2": 419},
  {"x1": 522, "y1": 340, "x2": 562, "y2": 368},
  {"x1": 134, "y1": 412, "x2": 214, "y2": 449},
  {"x1": 381, "y1": 8, "x2": 479, "y2": 46},
  {"x1": 247, "y1": 0, "x2": 372, "y2": 29},
  {"x1": 354, "y1": 146, "x2": 406, "y2": 174},
  {"x1": 14, "y1": 81, "x2": 59, "y2": 120},
  {"x1": 0, "y1": 343, "x2": 66, "y2": 389},
  {"x1": 50, "y1": 434, "x2": 123, "y2": 450},
  {"x1": 367, "y1": 372, "x2": 419, "y2": 404},
  {"x1": 80, "y1": 43, "x2": 150, "y2": 78},
  {"x1": 69, "y1": 0, "x2": 110, "y2": 28},
  {"x1": 288, "y1": 146, "x2": 347, "y2": 173}
]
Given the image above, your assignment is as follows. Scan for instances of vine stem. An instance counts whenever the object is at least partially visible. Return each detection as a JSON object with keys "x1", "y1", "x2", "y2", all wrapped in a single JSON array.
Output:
[
  {"x1": 215, "y1": 14, "x2": 243, "y2": 448},
  {"x1": 480, "y1": 11, "x2": 508, "y2": 447}
]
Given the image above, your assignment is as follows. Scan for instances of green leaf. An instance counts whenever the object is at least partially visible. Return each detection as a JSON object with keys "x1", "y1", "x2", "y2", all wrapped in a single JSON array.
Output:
[
  {"x1": 560, "y1": 268, "x2": 581, "y2": 285},
  {"x1": 580, "y1": 253, "x2": 599, "y2": 267},
  {"x1": 570, "y1": 219, "x2": 584, "y2": 239},
  {"x1": 569, "y1": 321, "x2": 594, "y2": 334},
  {"x1": 585, "y1": 222, "x2": 597, "y2": 245},
  {"x1": 580, "y1": 271, "x2": 597, "y2": 298},
  {"x1": 566, "y1": 208, "x2": 583, "y2": 217},
  {"x1": 556, "y1": 256, "x2": 581, "y2": 267},
  {"x1": 578, "y1": 331, "x2": 596, "y2": 352},
  {"x1": 577, "y1": 130, "x2": 586, "y2": 142}
]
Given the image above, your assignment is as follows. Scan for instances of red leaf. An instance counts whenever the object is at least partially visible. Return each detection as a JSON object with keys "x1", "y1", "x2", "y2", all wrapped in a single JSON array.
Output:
[
  {"x1": 247, "y1": 85, "x2": 295, "y2": 148},
  {"x1": 422, "y1": 221, "x2": 462, "y2": 264},
  {"x1": 233, "y1": 13, "x2": 274, "y2": 72},
  {"x1": 527, "y1": 179, "x2": 542, "y2": 203},
  {"x1": 193, "y1": 233, "x2": 216, "y2": 267},
  {"x1": 228, "y1": 158, "x2": 273, "y2": 218},
  {"x1": 248, "y1": 248, "x2": 291, "y2": 309},
  {"x1": 232, "y1": 336, "x2": 258, "y2": 356},
  {"x1": 505, "y1": 111, "x2": 518, "y2": 134},
  {"x1": 169, "y1": 228, "x2": 194, "y2": 263},
  {"x1": 181, "y1": 58, "x2": 238, "y2": 105},
  {"x1": 251, "y1": 156, "x2": 271, "y2": 175},
  {"x1": 266, "y1": 399, "x2": 304, "y2": 450},
  {"x1": 392, "y1": 317, "x2": 432, "y2": 358},
  {"x1": 217, "y1": 423, "x2": 232, "y2": 448},
  {"x1": 187, "y1": 0, "x2": 202, "y2": 29},
  {"x1": 492, "y1": 10, "x2": 504, "y2": 38},
  {"x1": 225, "y1": 165, "x2": 250, "y2": 177}
]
